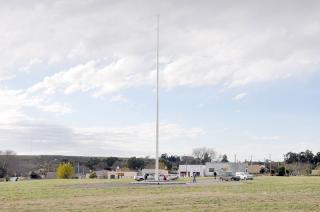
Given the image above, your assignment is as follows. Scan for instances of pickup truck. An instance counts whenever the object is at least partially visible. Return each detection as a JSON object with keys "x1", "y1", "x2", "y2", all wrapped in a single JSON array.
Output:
[
  {"x1": 235, "y1": 172, "x2": 253, "y2": 180},
  {"x1": 219, "y1": 171, "x2": 240, "y2": 181}
]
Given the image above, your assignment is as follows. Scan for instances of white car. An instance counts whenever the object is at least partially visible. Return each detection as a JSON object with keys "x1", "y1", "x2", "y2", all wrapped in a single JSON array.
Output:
[{"x1": 235, "y1": 172, "x2": 253, "y2": 180}]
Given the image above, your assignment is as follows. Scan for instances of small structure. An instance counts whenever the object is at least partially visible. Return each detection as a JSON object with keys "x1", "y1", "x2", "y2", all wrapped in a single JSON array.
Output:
[
  {"x1": 116, "y1": 171, "x2": 137, "y2": 179},
  {"x1": 178, "y1": 165, "x2": 205, "y2": 177},
  {"x1": 46, "y1": 172, "x2": 57, "y2": 179},
  {"x1": 86, "y1": 170, "x2": 138, "y2": 179},
  {"x1": 95, "y1": 170, "x2": 109, "y2": 179},
  {"x1": 205, "y1": 162, "x2": 248, "y2": 176},
  {"x1": 311, "y1": 170, "x2": 320, "y2": 176}
]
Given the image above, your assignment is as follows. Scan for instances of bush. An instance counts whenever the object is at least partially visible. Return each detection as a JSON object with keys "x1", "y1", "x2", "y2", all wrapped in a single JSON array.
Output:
[
  {"x1": 30, "y1": 171, "x2": 41, "y2": 179},
  {"x1": 0, "y1": 167, "x2": 6, "y2": 178},
  {"x1": 56, "y1": 162, "x2": 75, "y2": 179},
  {"x1": 277, "y1": 167, "x2": 289, "y2": 176},
  {"x1": 89, "y1": 172, "x2": 97, "y2": 179}
]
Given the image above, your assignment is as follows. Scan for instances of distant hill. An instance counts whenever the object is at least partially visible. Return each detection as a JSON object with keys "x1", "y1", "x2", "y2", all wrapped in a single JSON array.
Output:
[{"x1": 1, "y1": 155, "x2": 155, "y2": 177}]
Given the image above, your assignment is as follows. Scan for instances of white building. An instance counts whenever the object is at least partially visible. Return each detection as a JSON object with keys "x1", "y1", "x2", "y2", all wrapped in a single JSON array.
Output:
[
  {"x1": 205, "y1": 162, "x2": 248, "y2": 176},
  {"x1": 178, "y1": 165, "x2": 205, "y2": 177}
]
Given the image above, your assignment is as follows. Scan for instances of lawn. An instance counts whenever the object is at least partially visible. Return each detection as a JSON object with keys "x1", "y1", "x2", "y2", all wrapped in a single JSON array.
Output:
[{"x1": 1, "y1": 176, "x2": 320, "y2": 211}]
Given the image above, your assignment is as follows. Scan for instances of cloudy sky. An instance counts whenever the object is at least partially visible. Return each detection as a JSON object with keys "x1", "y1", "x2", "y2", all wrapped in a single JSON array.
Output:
[{"x1": 1, "y1": 0, "x2": 320, "y2": 161}]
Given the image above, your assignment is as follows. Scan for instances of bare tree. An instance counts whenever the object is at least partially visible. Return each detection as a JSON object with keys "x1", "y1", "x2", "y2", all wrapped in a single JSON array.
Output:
[
  {"x1": 192, "y1": 147, "x2": 217, "y2": 164},
  {"x1": 0, "y1": 150, "x2": 17, "y2": 176}
]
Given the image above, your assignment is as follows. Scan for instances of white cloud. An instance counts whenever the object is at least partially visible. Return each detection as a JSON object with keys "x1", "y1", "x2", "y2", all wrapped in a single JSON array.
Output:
[
  {"x1": 26, "y1": 57, "x2": 154, "y2": 97},
  {"x1": 0, "y1": 121, "x2": 206, "y2": 156},
  {"x1": 110, "y1": 94, "x2": 128, "y2": 103},
  {"x1": 0, "y1": 1, "x2": 319, "y2": 90},
  {"x1": 1, "y1": 1, "x2": 320, "y2": 158},
  {"x1": 0, "y1": 87, "x2": 71, "y2": 125},
  {"x1": 233, "y1": 92, "x2": 247, "y2": 101}
]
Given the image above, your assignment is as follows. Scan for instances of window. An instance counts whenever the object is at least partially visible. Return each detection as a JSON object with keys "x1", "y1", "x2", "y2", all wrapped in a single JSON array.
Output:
[{"x1": 209, "y1": 168, "x2": 215, "y2": 172}]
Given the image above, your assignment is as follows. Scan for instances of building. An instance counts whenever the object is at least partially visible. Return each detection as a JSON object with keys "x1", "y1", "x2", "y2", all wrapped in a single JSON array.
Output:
[
  {"x1": 86, "y1": 170, "x2": 138, "y2": 179},
  {"x1": 178, "y1": 165, "x2": 205, "y2": 177},
  {"x1": 45, "y1": 172, "x2": 57, "y2": 179},
  {"x1": 95, "y1": 170, "x2": 109, "y2": 179},
  {"x1": 311, "y1": 170, "x2": 320, "y2": 176},
  {"x1": 205, "y1": 162, "x2": 248, "y2": 176},
  {"x1": 248, "y1": 165, "x2": 264, "y2": 174},
  {"x1": 116, "y1": 171, "x2": 137, "y2": 179}
]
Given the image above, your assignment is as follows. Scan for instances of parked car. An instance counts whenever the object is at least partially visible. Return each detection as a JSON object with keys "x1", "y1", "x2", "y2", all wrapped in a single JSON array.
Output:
[
  {"x1": 134, "y1": 175, "x2": 145, "y2": 181},
  {"x1": 219, "y1": 171, "x2": 240, "y2": 181},
  {"x1": 235, "y1": 172, "x2": 254, "y2": 180},
  {"x1": 168, "y1": 174, "x2": 179, "y2": 181},
  {"x1": 134, "y1": 173, "x2": 177, "y2": 181}
]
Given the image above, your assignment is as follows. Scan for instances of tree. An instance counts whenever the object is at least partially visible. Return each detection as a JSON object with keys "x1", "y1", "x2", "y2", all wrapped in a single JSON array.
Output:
[
  {"x1": 285, "y1": 150, "x2": 315, "y2": 164},
  {"x1": 56, "y1": 163, "x2": 75, "y2": 179},
  {"x1": 221, "y1": 154, "x2": 229, "y2": 162},
  {"x1": 192, "y1": 147, "x2": 216, "y2": 164},
  {"x1": 86, "y1": 158, "x2": 100, "y2": 170},
  {"x1": 103, "y1": 157, "x2": 119, "y2": 169},
  {"x1": 127, "y1": 157, "x2": 145, "y2": 170},
  {"x1": 0, "y1": 150, "x2": 17, "y2": 176},
  {"x1": 304, "y1": 150, "x2": 314, "y2": 163},
  {"x1": 314, "y1": 152, "x2": 320, "y2": 165},
  {"x1": 285, "y1": 152, "x2": 299, "y2": 163},
  {"x1": 0, "y1": 167, "x2": 6, "y2": 178}
]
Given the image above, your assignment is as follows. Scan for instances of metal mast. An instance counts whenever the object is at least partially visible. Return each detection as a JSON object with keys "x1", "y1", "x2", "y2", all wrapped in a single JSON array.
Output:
[{"x1": 155, "y1": 14, "x2": 160, "y2": 182}]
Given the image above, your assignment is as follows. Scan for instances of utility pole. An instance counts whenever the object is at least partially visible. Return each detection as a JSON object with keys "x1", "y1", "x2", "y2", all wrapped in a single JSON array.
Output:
[
  {"x1": 269, "y1": 154, "x2": 272, "y2": 176},
  {"x1": 77, "y1": 161, "x2": 80, "y2": 176},
  {"x1": 155, "y1": 14, "x2": 160, "y2": 182},
  {"x1": 250, "y1": 155, "x2": 253, "y2": 166},
  {"x1": 298, "y1": 155, "x2": 300, "y2": 176},
  {"x1": 283, "y1": 154, "x2": 287, "y2": 176},
  {"x1": 264, "y1": 157, "x2": 266, "y2": 174},
  {"x1": 234, "y1": 154, "x2": 237, "y2": 173}
]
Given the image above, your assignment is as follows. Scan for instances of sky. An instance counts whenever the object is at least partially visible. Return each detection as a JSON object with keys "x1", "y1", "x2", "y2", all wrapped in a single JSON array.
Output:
[{"x1": 1, "y1": 0, "x2": 320, "y2": 161}]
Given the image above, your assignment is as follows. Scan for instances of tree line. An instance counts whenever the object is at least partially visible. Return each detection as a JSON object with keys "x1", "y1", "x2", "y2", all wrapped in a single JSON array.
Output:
[{"x1": 285, "y1": 150, "x2": 320, "y2": 165}]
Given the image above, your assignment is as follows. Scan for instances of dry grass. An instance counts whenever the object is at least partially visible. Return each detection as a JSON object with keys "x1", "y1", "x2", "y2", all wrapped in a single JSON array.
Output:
[{"x1": 1, "y1": 176, "x2": 320, "y2": 211}]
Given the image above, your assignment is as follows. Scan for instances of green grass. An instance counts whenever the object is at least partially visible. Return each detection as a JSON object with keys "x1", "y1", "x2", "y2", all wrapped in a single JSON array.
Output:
[{"x1": 1, "y1": 176, "x2": 320, "y2": 211}]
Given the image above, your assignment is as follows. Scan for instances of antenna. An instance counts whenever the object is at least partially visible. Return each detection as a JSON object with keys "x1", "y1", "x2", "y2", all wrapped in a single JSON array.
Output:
[{"x1": 155, "y1": 14, "x2": 160, "y2": 182}]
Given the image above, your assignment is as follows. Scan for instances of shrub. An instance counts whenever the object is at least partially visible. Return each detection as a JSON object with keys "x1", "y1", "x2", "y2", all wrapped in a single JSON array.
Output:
[
  {"x1": 0, "y1": 167, "x2": 6, "y2": 178},
  {"x1": 56, "y1": 162, "x2": 75, "y2": 179},
  {"x1": 89, "y1": 172, "x2": 97, "y2": 179},
  {"x1": 30, "y1": 171, "x2": 41, "y2": 179}
]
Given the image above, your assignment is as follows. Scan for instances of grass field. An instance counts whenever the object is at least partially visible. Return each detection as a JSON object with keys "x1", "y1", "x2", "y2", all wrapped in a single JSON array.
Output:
[{"x1": 1, "y1": 176, "x2": 320, "y2": 211}]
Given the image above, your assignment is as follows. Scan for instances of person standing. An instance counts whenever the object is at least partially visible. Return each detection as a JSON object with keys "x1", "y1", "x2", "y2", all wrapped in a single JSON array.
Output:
[
  {"x1": 192, "y1": 172, "x2": 197, "y2": 183},
  {"x1": 214, "y1": 172, "x2": 217, "y2": 180}
]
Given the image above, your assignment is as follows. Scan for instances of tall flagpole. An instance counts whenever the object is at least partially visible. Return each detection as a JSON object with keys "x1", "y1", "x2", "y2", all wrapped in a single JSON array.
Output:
[{"x1": 155, "y1": 14, "x2": 160, "y2": 182}]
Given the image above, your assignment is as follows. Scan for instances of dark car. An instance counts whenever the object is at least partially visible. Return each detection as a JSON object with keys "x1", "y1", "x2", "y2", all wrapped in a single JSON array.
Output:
[{"x1": 219, "y1": 171, "x2": 240, "y2": 181}]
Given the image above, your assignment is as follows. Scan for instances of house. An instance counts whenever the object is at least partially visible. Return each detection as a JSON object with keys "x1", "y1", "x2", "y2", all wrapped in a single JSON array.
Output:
[
  {"x1": 95, "y1": 170, "x2": 109, "y2": 179},
  {"x1": 178, "y1": 165, "x2": 205, "y2": 177},
  {"x1": 86, "y1": 170, "x2": 138, "y2": 179},
  {"x1": 46, "y1": 172, "x2": 57, "y2": 179},
  {"x1": 248, "y1": 165, "x2": 264, "y2": 174},
  {"x1": 116, "y1": 171, "x2": 137, "y2": 179},
  {"x1": 205, "y1": 162, "x2": 248, "y2": 176}
]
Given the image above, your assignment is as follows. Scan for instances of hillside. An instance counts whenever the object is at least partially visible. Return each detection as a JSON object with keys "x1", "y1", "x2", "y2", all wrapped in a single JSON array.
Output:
[{"x1": 1, "y1": 155, "x2": 155, "y2": 177}]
